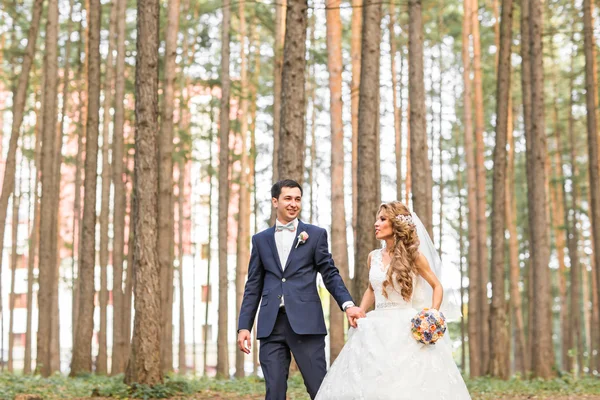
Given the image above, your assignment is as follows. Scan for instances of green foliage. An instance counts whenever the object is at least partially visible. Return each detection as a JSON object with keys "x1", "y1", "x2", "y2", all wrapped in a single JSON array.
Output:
[
  {"x1": 466, "y1": 375, "x2": 600, "y2": 399},
  {"x1": 1, "y1": 373, "x2": 598, "y2": 400}
]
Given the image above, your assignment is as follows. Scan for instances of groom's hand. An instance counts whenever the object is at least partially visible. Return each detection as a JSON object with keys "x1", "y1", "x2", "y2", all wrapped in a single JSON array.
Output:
[
  {"x1": 237, "y1": 329, "x2": 252, "y2": 354},
  {"x1": 345, "y1": 306, "x2": 366, "y2": 328}
]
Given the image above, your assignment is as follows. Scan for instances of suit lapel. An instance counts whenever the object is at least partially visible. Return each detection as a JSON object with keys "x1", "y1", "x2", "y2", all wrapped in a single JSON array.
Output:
[
  {"x1": 284, "y1": 220, "x2": 305, "y2": 271},
  {"x1": 266, "y1": 226, "x2": 284, "y2": 273}
]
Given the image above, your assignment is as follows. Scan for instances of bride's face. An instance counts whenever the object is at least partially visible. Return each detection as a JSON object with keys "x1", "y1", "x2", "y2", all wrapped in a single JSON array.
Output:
[{"x1": 374, "y1": 212, "x2": 394, "y2": 241}]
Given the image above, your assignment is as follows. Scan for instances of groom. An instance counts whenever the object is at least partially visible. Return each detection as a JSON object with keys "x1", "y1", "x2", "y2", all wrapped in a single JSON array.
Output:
[{"x1": 237, "y1": 179, "x2": 364, "y2": 400}]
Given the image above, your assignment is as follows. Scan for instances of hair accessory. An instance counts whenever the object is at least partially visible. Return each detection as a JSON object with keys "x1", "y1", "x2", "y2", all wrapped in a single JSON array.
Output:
[{"x1": 395, "y1": 214, "x2": 414, "y2": 225}]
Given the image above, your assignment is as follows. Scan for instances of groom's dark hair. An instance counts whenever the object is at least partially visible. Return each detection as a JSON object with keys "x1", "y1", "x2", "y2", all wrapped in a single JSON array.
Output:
[{"x1": 271, "y1": 179, "x2": 303, "y2": 199}]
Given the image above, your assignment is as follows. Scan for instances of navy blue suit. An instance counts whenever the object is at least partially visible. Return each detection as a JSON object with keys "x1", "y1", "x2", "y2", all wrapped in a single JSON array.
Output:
[{"x1": 238, "y1": 220, "x2": 353, "y2": 399}]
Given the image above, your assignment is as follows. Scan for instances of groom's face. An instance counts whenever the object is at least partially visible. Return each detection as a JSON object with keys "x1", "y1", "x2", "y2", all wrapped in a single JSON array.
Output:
[{"x1": 273, "y1": 186, "x2": 302, "y2": 223}]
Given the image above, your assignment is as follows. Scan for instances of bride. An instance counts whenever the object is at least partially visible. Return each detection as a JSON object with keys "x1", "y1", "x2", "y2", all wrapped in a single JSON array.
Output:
[{"x1": 315, "y1": 201, "x2": 471, "y2": 400}]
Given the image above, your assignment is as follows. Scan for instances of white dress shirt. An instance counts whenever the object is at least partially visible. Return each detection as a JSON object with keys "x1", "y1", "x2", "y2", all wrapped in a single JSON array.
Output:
[
  {"x1": 274, "y1": 218, "x2": 354, "y2": 311},
  {"x1": 275, "y1": 218, "x2": 298, "y2": 307}
]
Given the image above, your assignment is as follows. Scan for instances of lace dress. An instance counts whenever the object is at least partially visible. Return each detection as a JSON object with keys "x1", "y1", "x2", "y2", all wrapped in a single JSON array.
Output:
[{"x1": 315, "y1": 249, "x2": 471, "y2": 400}]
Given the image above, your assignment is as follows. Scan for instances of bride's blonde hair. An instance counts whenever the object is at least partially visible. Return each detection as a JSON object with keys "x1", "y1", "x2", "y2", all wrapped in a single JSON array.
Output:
[{"x1": 379, "y1": 201, "x2": 420, "y2": 301}]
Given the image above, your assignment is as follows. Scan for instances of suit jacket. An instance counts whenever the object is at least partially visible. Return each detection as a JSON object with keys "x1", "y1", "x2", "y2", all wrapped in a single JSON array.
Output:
[{"x1": 237, "y1": 220, "x2": 353, "y2": 339}]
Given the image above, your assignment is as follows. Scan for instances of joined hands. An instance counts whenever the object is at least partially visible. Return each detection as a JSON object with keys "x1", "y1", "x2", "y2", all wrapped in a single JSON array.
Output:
[{"x1": 345, "y1": 306, "x2": 366, "y2": 328}]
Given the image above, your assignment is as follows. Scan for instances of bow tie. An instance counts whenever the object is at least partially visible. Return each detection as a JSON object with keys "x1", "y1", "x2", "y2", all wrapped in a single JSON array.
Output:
[{"x1": 276, "y1": 222, "x2": 296, "y2": 232}]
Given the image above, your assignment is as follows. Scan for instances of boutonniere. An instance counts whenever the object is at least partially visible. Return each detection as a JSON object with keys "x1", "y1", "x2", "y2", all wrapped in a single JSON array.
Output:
[{"x1": 295, "y1": 231, "x2": 309, "y2": 248}]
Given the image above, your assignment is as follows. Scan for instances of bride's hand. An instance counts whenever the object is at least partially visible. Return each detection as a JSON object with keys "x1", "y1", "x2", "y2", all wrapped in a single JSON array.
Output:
[{"x1": 345, "y1": 306, "x2": 366, "y2": 328}]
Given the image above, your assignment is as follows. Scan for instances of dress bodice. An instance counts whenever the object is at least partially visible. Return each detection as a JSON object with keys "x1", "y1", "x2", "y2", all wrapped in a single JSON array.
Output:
[{"x1": 369, "y1": 249, "x2": 413, "y2": 309}]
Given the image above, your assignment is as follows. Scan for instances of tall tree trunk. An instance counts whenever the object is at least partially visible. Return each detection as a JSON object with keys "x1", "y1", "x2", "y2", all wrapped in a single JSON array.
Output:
[
  {"x1": 204, "y1": 103, "x2": 216, "y2": 377},
  {"x1": 158, "y1": 0, "x2": 180, "y2": 373},
  {"x1": 8, "y1": 182, "x2": 20, "y2": 372},
  {"x1": 470, "y1": 0, "x2": 490, "y2": 372},
  {"x1": 520, "y1": 0, "x2": 534, "y2": 374},
  {"x1": 36, "y1": 0, "x2": 60, "y2": 377},
  {"x1": 405, "y1": 103, "x2": 411, "y2": 205},
  {"x1": 462, "y1": 0, "x2": 481, "y2": 377},
  {"x1": 235, "y1": 0, "x2": 250, "y2": 377},
  {"x1": 408, "y1": 0, "x2": 432, "y2": 235},
  {"x1": 507, "y1": 101, "x2": 527, "y2": 374},
  {"x1": 488, "y1": 0, "x2": 512, "y2": 379},
  {"x1": 217, "y1": 0, "x2": 231, "y2": 379},
  {"x1": 326, "y1": 0, "x2": 350, "y2": 364},
  {"x1": 548, "y1": 40, "x2": 569, "y2": 371},
  {"x1": 354, "y1": 0, "x2": 382, "y2": 297},
  {"x1": 249, "y1": 29, "x2": 260, "y2": 374},
  {"x1": 528, "y1": 0, "x2": 556, "y2": 379},
  {"x1": 178, "y1": 163, "x2": 186, "y2": 373},
  {"x1": 455, "y1": 135, "x2": 466, "y2": 371},
  {"x1": 307, "y1": 10, "x2": 317, "y2": 225},
  {"x1": 111, "y1": 0, "x2": 128, "y2": 375},
  {"x1": 351, "y1": 0, "x2": 362, "y2": 245},
  {"x1": 124, "y1": 0, "x2": 162, "y2": 385},
  {"x1": 389, "y1": 2, "x2": 403, "y2": 200},
  {"x1": 271, "y1": 0, "x2": 286, "y2": 186},
  {"x1": 566, "y1": 58, "x2": 583, "y2": 374},
  {"x1": 123, "y1": 169, "x2": 135, "y2": 360},
  {"x1": 25, "y1": 100, "x2": 42, "y2": 374},
  {"x1": 582, "y1": 0, "x2": 600, "y2": 375},
  {"x1": 437, "y1": 18, "x2": 444, "y2": 256},
  {"x1": 0, "y1": 0, "x2": 44, "y2": 286},
  {"x1": 72, "y1": 10, "x2": 89, "y2": 348},
  {"x1": 277, "y1": 0, "x2": 308, "y2": 183},
  {"x1": 97, "y1": 0, "x2": 116, "y2": 375},
  {"x1": 70, "y1": 0, "x2": 101, "y2": 376}
]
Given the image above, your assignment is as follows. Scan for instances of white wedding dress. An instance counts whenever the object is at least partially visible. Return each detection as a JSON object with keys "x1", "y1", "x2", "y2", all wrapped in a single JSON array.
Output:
[{"x1": 315, "y1": 249, "x2": 471, "y2": 400}]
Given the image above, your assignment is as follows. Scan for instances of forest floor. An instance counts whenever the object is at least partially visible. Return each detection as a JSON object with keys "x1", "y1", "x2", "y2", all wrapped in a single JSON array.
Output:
[{"x1": 3, "y1": 373, "x2": 599, "y2": 400}]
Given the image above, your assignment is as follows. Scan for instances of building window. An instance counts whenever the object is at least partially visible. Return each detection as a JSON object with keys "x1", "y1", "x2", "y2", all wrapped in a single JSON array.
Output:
[{"x1": 201, "y1": 285, "x2": 211, "y2": 303}]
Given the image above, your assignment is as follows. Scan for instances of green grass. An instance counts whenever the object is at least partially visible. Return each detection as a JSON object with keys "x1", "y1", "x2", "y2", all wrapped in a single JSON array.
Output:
[{"x1": 0, "y1": 373, "x2": 598, "y2": 399}]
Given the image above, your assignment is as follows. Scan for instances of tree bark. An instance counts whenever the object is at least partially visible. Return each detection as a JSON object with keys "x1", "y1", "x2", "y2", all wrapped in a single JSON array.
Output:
[
  {"x1": 217, "y1": 0, "x2": 231, "y2": 379},
  {"x1": 470, "y1": 0, "x2": 490, "y2": 372},
  {"x1": 408, "y1": 0, "x2": 432, "y2": 235},
  {"x1": 178, "y1": 163, "x2": 186, "y2": 373},
  {"x1": 97, "y1": 0, "x2": 116, "y2": 375},
  {"x1": 488, "y1": 0, "x2": 512, "y2": 379},
  {"x1": 462, "y1": 0, "x2": 481, "y2": 377},
  {"x1": 326, "y1": 0, "x2": 350, "y2": 364},
  {"x1": 204, "y1": 103, "x2": 216, "y2": 377},
  {"x1": 547, "y1": 39, "x2": 569, "y2": 371},
  {"x1": 527, "y1": 0, "x2": 556, "y2": 379},
  {"x1": 566, "y1": 55, "x2": 584, "y2": 374},
  {"x1": 582, "y1": 0, "x2": 600, "y2": 375},
  {"x1": 520, "y1": 0, "x2": 534, "y2": 374},
  {"x1": 8, "y1": 184, "x2": 20, "y2": 372},
  {"x1": 36, "y1": 0, "x2": 60, "y2": 377},
  {"x1": 389, "y1": 2, "x2": 403, "y2": 201},
  {"x1": 158, "y1": 0, "x2": 180, "y2": 374},
  {"x1": 25, "y1": 100, "x2": 42, "y2": 374},
  {"x1": 124, "y1": 0, "x2": 162, "y2": 385},
  {"x1": 354, "y1": 0, "x2": 382, "y2": 298},
  {"x1": 111, "y1": 0, "x2": 128, "y2": 375},
  {"x1": 0, "y1": 0, "x2": 44, "y2": 287},
  {"x1": 277, "y1": 0, "x2": 308, "y2": 184},
  {"x1": 70, "y1": 0, "x2": 101, "y2": 376},
  {"x1": 507, "y1": 100, "x2": 527, "y2": 374},
  {"x1": 351, "y1": 0, "x2": 362, "y2": 245},
  {"x1": 272, "y1": 0, "x2": 286, "y2": 185},
  {"x1": 235, "y1": 0, "x2": 250, "y2": 377}
]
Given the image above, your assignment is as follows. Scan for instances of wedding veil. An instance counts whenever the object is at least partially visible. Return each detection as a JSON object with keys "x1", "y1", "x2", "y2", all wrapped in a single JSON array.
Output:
[{"x1": 410, "y1": 212, "x2": 463, "y2": 322}]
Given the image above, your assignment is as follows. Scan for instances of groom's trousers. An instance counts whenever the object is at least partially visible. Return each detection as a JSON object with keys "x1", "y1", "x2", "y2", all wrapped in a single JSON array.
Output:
[{"x1": 260, "y1": 307, "x2": 327, "y2": 400}]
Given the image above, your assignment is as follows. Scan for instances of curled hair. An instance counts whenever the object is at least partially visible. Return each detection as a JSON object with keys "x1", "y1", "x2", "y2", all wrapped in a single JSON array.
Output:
[{"x1": 378, "y1": 201, "x2": 420, "y2": 301}]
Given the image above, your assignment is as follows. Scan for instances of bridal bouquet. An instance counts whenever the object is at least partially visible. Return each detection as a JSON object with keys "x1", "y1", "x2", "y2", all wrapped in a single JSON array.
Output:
[{"x1": 411, "y1": 308, "x2": 447, "y2": 345}]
